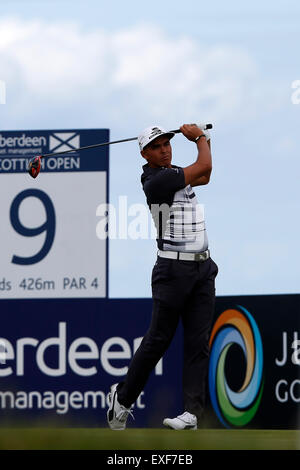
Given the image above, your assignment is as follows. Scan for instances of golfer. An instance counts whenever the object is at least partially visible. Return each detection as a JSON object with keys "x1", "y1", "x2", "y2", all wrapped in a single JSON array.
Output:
[{"x1": 107, "y1": 123, "x2": 218, "y2": 430}]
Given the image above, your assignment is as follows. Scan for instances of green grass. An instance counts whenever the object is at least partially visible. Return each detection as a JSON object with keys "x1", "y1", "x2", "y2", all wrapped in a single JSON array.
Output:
[{"x1": 0, "y1": 428, "x2": 298, "y2": 450}]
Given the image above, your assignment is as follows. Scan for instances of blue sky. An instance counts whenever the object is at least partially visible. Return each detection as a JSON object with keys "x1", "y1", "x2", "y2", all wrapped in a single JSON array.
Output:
[{"x1": 0, "y1": 0, "x2": 299, "y2": 297}]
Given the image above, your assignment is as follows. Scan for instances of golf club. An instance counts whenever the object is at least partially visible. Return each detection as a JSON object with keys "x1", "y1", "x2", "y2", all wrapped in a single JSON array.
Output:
[{"x1": 28, "y1": 123, "x2": 213, "y2": 178}]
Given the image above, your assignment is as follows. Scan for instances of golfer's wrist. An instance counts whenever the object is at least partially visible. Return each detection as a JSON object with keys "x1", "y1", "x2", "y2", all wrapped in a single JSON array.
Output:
[{"x1": 194, "y1": 134, "x2": 206, "y2": 143}]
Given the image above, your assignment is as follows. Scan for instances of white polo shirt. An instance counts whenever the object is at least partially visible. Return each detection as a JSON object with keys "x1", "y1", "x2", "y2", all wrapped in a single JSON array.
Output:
[{"x1": 141, "y1": 164, "x2": 209, "y2": 253}]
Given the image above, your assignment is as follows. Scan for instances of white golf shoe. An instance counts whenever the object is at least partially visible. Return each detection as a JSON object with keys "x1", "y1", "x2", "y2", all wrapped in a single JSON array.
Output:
[
  {"x1": 163, "y1": 412, "x2": 197, "y2": 430},
  {"x1": 107, "y1": 383, "x2": 134, "y2": 430}
]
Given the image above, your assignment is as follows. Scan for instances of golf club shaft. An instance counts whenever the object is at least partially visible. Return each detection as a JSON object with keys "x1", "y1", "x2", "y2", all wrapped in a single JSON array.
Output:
[
  {"x1": 40, "y1": 124, "x2": 213, "y2": 159},
  {"x1": 41, "y1": 136, "x2": 138, "y2": 158}
]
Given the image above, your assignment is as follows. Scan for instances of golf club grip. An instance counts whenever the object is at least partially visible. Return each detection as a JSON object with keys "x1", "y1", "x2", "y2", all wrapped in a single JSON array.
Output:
[{"x1": 170, "y1": 123, "x2": 213, "y2": 134}]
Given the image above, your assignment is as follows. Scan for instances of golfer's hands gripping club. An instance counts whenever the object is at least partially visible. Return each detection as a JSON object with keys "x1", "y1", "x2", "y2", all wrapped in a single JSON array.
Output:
[{"x1": 180, "y1": 124, "x2": 210, "y2": 142}]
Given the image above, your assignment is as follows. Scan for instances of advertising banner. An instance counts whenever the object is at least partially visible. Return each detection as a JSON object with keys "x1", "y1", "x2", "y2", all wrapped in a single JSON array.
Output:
[
  {"x1": 0, "y1": 295, "x2": 299, "y2": 429},
  {"x1": 0, "y1": 298, "x2": 180, "y2": 427},
  {"x1": 206, "y1": 294, "x2": 300, "y2": 430}
]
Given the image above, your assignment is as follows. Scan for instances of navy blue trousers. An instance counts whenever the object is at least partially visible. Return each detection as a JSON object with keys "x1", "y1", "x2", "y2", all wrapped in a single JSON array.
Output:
[{"x1": 117, "y1": 255, "x2": 218, "y2": 421}]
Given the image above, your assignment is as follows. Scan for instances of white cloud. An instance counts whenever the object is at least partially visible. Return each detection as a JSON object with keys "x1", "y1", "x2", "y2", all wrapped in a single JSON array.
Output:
[{"x1": 0, "y1": 17, "x2": 260, "y2": 128}]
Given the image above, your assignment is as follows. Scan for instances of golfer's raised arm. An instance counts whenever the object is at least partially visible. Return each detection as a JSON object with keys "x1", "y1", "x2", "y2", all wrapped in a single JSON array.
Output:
[{"x1": 180, "y1": 124, "x2": 212, "y2": 187}]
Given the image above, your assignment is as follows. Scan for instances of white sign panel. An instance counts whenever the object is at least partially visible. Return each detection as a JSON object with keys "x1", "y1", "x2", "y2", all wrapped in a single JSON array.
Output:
[{"x1": 0, "y1": 172, "x2": 106, "y2": 299}]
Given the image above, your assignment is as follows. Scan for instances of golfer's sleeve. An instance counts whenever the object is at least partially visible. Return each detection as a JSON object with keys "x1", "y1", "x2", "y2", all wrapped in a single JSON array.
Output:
[{"x1": 145, "y1": 167, "x2": 185, "y2": 205}]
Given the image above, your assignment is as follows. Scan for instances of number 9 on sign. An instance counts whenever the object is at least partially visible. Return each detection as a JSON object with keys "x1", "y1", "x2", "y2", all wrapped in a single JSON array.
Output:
[{"x1": 10, "y1": 189, "x2": 56, "y2": 265}]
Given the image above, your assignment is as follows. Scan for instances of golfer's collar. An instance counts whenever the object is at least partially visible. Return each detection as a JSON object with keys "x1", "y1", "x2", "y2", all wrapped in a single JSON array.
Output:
[
  {"x1": 142, "y1": 163, "x2": 159, "y2": 174},
  {"x1": 142, "y1": 163, "x2": 177, "y2": 172}
]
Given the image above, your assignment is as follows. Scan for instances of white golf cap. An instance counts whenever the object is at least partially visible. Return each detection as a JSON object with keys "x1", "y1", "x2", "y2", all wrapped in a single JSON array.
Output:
[{"x1": 138, "y1": 126, "x2": 175, "y2": 151}]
